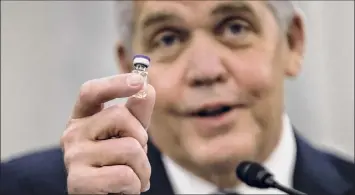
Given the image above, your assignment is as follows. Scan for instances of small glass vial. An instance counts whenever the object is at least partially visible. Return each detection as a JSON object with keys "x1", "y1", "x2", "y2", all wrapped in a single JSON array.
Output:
[{"x1": 132, "y1": 54, "x2": 150, "y2": 99}]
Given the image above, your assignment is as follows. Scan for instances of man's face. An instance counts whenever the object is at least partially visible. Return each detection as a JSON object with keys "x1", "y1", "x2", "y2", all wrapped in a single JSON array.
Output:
[{"x1": 120, "y1": 0, "x2": 303, "y2": 172}]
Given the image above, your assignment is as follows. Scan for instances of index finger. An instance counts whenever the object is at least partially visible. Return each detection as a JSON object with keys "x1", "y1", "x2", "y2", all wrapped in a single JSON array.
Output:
[{"x1": 72, "y1": 73, "x2": 144, "y2": 119}]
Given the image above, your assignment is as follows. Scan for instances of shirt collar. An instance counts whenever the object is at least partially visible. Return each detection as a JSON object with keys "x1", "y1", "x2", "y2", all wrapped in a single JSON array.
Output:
[{"x1": 162, "y1": 113, "x2": 297, "y2": 194}]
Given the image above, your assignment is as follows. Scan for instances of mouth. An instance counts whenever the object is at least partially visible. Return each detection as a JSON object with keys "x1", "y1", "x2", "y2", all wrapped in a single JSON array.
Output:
[
  {"x1": 177, "y1": 102, "x2": 247, "y2": 136},
  {"x1": 187, "y1": 104, "x2": 244, "y2": 118}
]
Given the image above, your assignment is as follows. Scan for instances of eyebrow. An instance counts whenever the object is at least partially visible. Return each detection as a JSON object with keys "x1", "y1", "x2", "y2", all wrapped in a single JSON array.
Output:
[
  {"x1": 140, "y1": 1, "x2": 255, "y2": 30},
  {"x1": 142, "y1": 12, "x2": 182, "y2": 30},
  {"x1": 211, "y1": 1, "x2": 255, "y2": 16}
]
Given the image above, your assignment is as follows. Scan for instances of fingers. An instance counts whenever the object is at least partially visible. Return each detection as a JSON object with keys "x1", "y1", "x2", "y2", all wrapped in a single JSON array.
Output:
[
  {"x1": 63, "y1": 101, "x2": 152, "y2": 194},
  {"x1": 72, "y1": 73, "x2": 145, "y2": 119},
  {"x1": 64, "y1": 72, "x2": 155, "y2": 194},
  {"x1": 75, "y1": 104, "x2": 148, "y2": 145},
  {"x1": 93, "y1": 137, "x2": 151, "y2": 189},
  {"x1": 125, "y1": 84, "x2": 156, "y2": 129},
  {"x1": 65, "y1": 137, "x2": 150, "y2": 193},
  {"x1": 67, "y1": 165, "x2": 141, "y2": 194}
]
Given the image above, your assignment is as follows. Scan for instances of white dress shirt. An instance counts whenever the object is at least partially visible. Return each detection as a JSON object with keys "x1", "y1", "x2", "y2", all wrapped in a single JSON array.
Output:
[{"x1": 162, "y1": 114, "x2": 297, "y2": 194}]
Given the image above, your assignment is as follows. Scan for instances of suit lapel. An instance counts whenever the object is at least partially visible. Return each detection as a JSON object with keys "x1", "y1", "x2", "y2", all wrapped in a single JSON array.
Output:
[
  {"x1": 293, "y1": 132, "x2": 352, "y2": 195},
  {"x1": 143, "y1": 132, "x2": 352, "y2": 195},
  {"x1": 142, "y1": 140, "x2": 175, "y2": 195}
]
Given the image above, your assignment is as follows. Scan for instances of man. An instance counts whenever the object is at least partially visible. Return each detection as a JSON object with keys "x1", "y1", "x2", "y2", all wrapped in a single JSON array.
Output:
[{"x1": 1, "y1": 1, "x2": 354, "y2": 195}]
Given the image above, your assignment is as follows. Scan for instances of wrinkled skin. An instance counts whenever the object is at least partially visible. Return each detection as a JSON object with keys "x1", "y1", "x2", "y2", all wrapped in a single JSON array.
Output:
[{"x1": 118, "y1": 0, "x2": 305, "y2": 188}]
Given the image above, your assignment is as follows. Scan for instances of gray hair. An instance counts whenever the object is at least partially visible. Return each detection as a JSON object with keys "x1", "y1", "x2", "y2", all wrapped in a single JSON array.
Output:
[{"x1": 115, "y1": 1, "x2": 298, "y2": 56}]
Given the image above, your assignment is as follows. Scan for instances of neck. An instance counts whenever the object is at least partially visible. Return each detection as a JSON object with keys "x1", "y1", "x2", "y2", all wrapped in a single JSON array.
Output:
[{"x1": 167, "y1": 121, "x2": 283, "y2": 189}]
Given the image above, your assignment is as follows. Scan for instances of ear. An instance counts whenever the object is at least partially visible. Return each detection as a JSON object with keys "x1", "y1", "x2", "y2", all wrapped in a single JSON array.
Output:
[
  {"x1": 115, "y1": 41, "x2": 132, "y2": 74},
  {"x1": 285, "y1": 10, "x2": 306, "y2": 77}
]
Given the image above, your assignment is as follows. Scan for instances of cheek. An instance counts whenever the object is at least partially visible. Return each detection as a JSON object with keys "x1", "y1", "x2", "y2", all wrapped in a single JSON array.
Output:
[
  {"x1": 229, "y1": 51, "x2": 275, "y2": 94},
  {"x1": 147, "y1": 66, "x2": 183, "y2": 106}
]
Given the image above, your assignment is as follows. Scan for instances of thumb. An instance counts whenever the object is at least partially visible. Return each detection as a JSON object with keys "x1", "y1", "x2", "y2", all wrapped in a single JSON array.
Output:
[{"x1": 125, "y1": 84, "x2": 156, "y2": 129}]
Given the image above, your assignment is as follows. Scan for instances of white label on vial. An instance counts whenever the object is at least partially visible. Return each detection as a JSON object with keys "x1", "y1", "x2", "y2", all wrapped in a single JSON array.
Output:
[{"x1": 132, "y1": 69, "x2": 148, "y2": 99}]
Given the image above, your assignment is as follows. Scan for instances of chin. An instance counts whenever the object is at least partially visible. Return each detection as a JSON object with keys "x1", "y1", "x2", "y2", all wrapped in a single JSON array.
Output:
[{"x1": 184, "y1": 130, "x2": 259, "y2": 172}]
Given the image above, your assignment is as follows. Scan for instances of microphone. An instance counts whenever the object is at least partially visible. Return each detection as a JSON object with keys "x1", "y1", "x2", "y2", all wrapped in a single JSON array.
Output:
[{"x1": 236, "y1": 161, "x2": 307, "y2": 195}]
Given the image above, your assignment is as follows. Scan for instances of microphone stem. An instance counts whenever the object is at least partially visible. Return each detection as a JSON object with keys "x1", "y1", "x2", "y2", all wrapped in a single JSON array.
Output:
[{"x1": 273, "y1": 182, "x2": 307, "y2": 195}]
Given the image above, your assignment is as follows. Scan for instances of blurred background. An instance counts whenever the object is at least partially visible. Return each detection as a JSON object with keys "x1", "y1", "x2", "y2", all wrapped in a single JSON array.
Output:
[{"x1": 1, "y1": 1, "x2": 354, "y2": 161}]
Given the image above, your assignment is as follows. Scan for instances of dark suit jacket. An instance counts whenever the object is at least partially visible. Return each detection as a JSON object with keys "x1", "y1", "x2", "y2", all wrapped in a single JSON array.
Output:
[{"x1": 1, "y1": 132, "x2": 354, "y2": 195}]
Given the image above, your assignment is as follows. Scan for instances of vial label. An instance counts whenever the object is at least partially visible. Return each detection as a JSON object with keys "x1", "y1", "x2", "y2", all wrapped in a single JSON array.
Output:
[
  {"x1": 132, "y1": 69, "x2": 148, "y2": 99},
  {"x1": 131, "y1": 55, "x2": 150, "y2": 99}
]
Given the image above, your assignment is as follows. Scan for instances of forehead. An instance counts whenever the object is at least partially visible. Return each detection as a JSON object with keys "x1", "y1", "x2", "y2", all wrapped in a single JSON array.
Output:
[{"x1": 133, "y1": 0, "x2": 273, "y2": 25}]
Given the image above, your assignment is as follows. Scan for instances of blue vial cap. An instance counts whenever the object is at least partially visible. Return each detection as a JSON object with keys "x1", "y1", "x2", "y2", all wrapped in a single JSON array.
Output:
[
  {"x1": 133, "y1": 54, "x2": 150, "y2": 62},
  {"x1": 133, "y1": 54, "x2": 151, "y2": 68}
]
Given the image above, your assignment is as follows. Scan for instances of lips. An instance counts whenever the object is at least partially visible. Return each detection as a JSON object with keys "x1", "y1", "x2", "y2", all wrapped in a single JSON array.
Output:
[
  {"x1": 180, "y1": 102, "x2": 245, "y2": 136},
  {"x1": 187, "y1": 103, "x2": 244, "y2": 118},
  {"x1": 190, "y1": 105, "x2": 232, "y2": 117}
]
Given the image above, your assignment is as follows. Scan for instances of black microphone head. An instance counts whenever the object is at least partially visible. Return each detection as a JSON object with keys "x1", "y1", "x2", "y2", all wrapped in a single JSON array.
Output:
[{"x1": 236, "y1": 161, "x2": 274, "y2": 189}]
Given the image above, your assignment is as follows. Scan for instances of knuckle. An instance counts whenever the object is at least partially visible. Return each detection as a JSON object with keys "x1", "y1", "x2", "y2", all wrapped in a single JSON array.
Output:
[
  {"x1": 63, "y1": 150, "x2": 77, "y2": 166},
  {"x1": 146, "y1": 159, "x2": 152, "y2": 176},
  {"x1": 100, "y1": 166, "x2": 137, "y2": 193},
  {"x1": 139, "y1": 163, "x2": 151, "y2": 191},
  {"x1": 79, "y1": 80, "x2": 97, "y2": 103},
  {"x1": 66, "y1": 176, "x2": 77, "y2": 193},
  {"x1": 61, "y1": 120, "x2": 81, "y2": 148},
  {"x1": 109, "y1": 105, "x2": 127, "y2": 119},
  {"x1": 117, "y1": 166, "x2": 140, "y2": 189},
  {"x1": 61, "y1": 131, "x2": 74, "y2": 149},
  {"x1": 141, "y1": 131, "x2": 149, "y2": 145},
  {"x1": 63, "y1": 144, "x2": 85, "y2": 166},
  {"x1": 60, "y1": 133, "x2": 68, "y2": 149},
  {"x1": 67, "y1": 168, "x2": 98, "y2": 195},
  {"x1": 124, "y1": 137, "x2": 143, "y2": 158},
  {"x1": 62, "y1": 125, "x2": 76, "y2": 141},
  {"x1": 108, "y1": 106, "x2": 148, "y2": 146},
  {"x1": 67, "y1": 171, "x2": 82, "y2": 194},
  {"x1": 67, "y1": 168, "x2": 100, "y2": 194},
  {"x1": 135, "y1": 131, "x2": 149, "y2": 148},
  {"x1": 96, "y1": 166, "x2": 140, "y2": 194},
  {"x1": 143, "y1": 145, "x2": 148, "y2": 154},
  {"x1": 141, "y1": 155, "x2": 152, "y2": 182},
  {"x1": 107, "y1": 105, "x2": 130, "y2": 130}
]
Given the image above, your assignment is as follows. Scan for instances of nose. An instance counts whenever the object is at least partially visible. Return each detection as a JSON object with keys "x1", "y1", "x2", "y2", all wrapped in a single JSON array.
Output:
[{"x1": 185, "y1": 35, "x2": 229, "y2": 87}]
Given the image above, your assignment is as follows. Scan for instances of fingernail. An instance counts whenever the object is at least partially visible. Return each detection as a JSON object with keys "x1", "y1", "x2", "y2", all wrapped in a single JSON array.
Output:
[
  {"x1": 143, "y1": 182, "x2": 150, "y2": 192},
  {"x1": 127, "y1": 74, "x2": 143, "y2": 87}
]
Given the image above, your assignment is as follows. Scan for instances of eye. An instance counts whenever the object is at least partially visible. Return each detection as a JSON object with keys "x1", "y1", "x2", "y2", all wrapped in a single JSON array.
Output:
[
  {"x1": 216, "y1": 17, "x2": 252, "y2": 38},
  {"x1": 224, "y1": 19, "x2": 250, "y2": 35},
  {"x1": 152, "y1": 30, "x2": 181, "y2": 48},
  {"x1": 227, "y1": 22, "x2": 246, "y2": 34}
]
